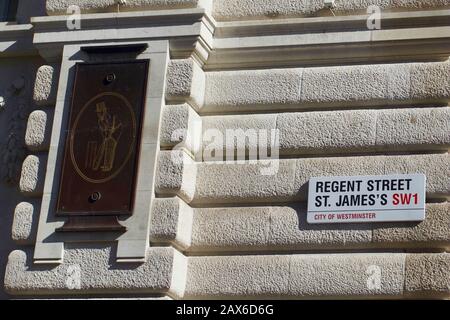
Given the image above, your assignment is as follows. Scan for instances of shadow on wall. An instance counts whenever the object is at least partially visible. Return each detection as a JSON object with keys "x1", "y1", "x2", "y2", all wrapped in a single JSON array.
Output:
[{"x1": 2, "y1": 0, "x2": 46, "y2": 24}]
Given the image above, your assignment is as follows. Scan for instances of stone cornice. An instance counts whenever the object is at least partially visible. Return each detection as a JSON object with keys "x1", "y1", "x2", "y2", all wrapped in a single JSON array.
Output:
[
  {"x1": 31, "y1": 8, "x2": 215, "y2": 64},
  {"x1": 23, "y1": 8, "x2": 450, "y2": 69},
  {"x1": 207, "y1": 10, "x2": 450, "y2": 70},
  {"x1": 216, "y1": 10, "x2": 450, "y2": 38}
]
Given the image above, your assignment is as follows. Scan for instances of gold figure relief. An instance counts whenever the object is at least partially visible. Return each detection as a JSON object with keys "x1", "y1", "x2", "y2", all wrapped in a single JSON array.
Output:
[
  {"x1": 70, "y1": 92, "x2": 136, "y2": 184},
  {"x1": 85, "y1": 102, "x2": 123, "y2": 173}
]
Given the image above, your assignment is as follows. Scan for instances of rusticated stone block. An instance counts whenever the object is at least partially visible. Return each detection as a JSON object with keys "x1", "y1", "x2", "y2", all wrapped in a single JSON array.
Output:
[
  {"x1": 160, "y1": 104, "x2": 202, "y2": 155},
  {"x1": 204, "y1": 68, "x2": 303, "y2": 112},
  {"x1": 166, "y1": 59, "x2": 205, "y2": 110},
  {"x1": 19, "y1": 155, "x2": 47, "y2": 197},
  {"x1": 5, "y1": 245, "x2": 187, "y2": 298},
  {"x1": 185, "y1": 253, "x2": 405, "y2": 298},
  {"x1": 33, "y1": 65, "x2": 59, "y2": 107},
  {"x1": 25, "y1": 110, "x2": 51, "y2": 152},
  {"x1": 405, "y1": 253, "x2": 450, "y2": 298},
  {"x1": 150, "y1": 197, "x2": 193, "y2": 249},
  {"x1": 155, "y1": 150, "x2": 197, "y2": 203},
  {"x1": 12, "y1": 201, "x2": 39, "y2": 244}
]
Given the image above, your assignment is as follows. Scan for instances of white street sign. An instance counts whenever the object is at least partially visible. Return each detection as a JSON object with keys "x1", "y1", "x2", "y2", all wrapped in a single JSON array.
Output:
[{"x1": 307, "y1": 174, "x2": 426, "y2": 224}]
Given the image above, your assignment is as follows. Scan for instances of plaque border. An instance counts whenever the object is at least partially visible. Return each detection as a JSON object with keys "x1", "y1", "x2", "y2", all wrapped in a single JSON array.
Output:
[
  {"x1": 55, "y1": 61, "x2": 149, "y2": 217},
  {"x1": 33, "y1": 41, "x2": 170, "y2": 264}
]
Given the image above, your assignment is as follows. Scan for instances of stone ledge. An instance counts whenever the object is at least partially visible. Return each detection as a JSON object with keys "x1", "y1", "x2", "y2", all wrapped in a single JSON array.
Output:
[
  {"x1": 200, "y1": 107, "x2": 450, "y2": 157},
  {"x1": 4, "y1": 245, "x2": 187, "y2": 298},
  {"x1": 202, "y1": 61, "x2": 450, "y2": 113},
  {"x1": 193, "y1": 154, "x2": 450, "y2": 205},
  {"x1": 185, "y1": 253, "x2": 406, "y2": 298},
  {"x1": 192, "y1": 154, "x2": 450, "y2": 205},
  {"x1": 189, "y1": 203, "x2": 449, "y2": 252}
]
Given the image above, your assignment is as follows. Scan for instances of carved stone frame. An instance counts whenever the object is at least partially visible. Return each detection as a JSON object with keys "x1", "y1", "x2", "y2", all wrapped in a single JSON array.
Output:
[{"x1": 34, "y1": 40, "x2": 169, "y2": 264}]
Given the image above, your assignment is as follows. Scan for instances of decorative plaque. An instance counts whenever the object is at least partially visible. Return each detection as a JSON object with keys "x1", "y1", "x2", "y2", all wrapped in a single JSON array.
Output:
[{"x1": 56, "y1": 61, "x2": 149, "y2": 231}]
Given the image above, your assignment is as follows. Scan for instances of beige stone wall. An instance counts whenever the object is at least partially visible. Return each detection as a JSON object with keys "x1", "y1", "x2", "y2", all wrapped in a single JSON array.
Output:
[{"x1": 1, "y1": 0, "x2": 449, "y2": 299}]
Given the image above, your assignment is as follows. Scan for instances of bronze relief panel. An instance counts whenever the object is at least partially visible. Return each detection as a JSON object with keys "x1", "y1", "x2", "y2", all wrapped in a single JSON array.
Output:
[{"x1": 57, "y1": 61, "x2": 149, "y2": 218}]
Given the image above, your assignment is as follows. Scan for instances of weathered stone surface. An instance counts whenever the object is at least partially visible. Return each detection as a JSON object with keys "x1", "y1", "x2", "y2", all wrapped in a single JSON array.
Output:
[
  {"x1": 203, "y1": 62, "x2": 450, "y2": 112},
  {"x1": 150, "y1": 197, "x2": 193, "y2": 249},
  {"x1": 46, "y1": 0, "x2": 209, "y2": 14},
  {"x1": 33, "y1": 65, "x2": 58, "y2": 107},
  {"x1": 213, "y1": 0, "x2": 322, "y2": 20},
  {"x1": 200, "y1": 107, "x2": 450, "y2": 156},
  {"x1": 204, "y1": 68, "x2": 303, "y2": 112},
  {"x1": 194, "y1": 159, "x2": 297, "y2": 204},
  {"x1": 155, "y1": 150, "x2": 197, "y2": 203},
  {"x1": 301, "y1": 63, "x2": 410, "y2": 105},
  {"x1": 160, "y1": 104, "x2": 201, "y2": 155},
  {"x1": 288, "y1": 253, "x2": 405, "y2": 297},
  {"x1": 373, "y1": 203, "x2": 450, "y2": 249},
  {"x1": 213, "y1": 0, "x2": 450, "y2": 21},
  {"x1": 185, "y1": 253, "x2": 405, "y2": 298},
  {"x1": 192, "y1": 207, "x2": 271, "y2": 250},
  {"x1": 186, "y1": 254, "x2": 291, "y2": 298},
  {"x1": 277, "y1": 109, "x2": 377, "y2": 154},
  {"x1": 25, "y1": 110, "x2": 51, "y2": 152},
  {"x1": 376, "y1": 107, "x2": 450, "y2": 150},
  {"x1": 193, "y1": 154, "x2": 449, "y2": 204},
  {"x1": 190, "y1": 205, "x2": 372, "y2": 252},
  {"x1": 166, "y1": 59, "x2": 205, "y2": 110},
  {"x1": 410, "y1": 61, "x2": 450, "y2": 101},
  {"x1": 382, "y1": 154, "x2": 449, "y2": 197},
  {"x1": 4, "y1": 245, "x2": 187, "y2": 298},
  {"x1": 190, "y1": 204, "x2": 449, "y2": 252},
  {"x1": 405, "y1": 253, "x2": 450, "y2": 298},
  {"x1": 12, "y1": 202, "x2": 39, "y2": 244},
  {"x1": 201, "y1": 113, "x2": 277, "y2": 160},
  {"x1": 19, "y1": 155, "x2": 47, "y2": 197}
]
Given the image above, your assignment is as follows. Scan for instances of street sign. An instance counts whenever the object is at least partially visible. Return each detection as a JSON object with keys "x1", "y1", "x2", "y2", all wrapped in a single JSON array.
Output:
[{"x1": 307, "y1": 174, "x2": 426, "y2": 224}]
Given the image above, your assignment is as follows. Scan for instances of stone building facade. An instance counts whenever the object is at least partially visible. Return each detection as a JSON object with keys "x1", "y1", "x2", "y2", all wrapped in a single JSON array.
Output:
[{"x1": 0, "y1": 0, "x2": 449, "y2": 299}]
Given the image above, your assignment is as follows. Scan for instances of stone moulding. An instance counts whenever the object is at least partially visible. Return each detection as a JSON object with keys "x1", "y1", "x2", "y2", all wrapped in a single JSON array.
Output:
[
  {"x1": 46, "y1": 0, "x2": 213, "y2": 15},
  {"x1": 5, "y1": 246, "x2": 187, "y2": 298},
  {"x1": 6, "y1": 248, "x2": 448, "y2": 298}
]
